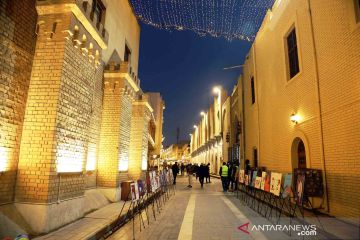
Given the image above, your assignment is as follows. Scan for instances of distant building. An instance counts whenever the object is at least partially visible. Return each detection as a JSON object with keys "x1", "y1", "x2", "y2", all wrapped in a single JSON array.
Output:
[{"x1": 162, "y1": 141, "x2": 190, "y2": 163}]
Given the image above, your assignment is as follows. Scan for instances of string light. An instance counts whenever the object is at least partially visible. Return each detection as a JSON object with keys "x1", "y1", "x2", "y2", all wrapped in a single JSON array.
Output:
[{"x1": 129, "y1": 0, "x2": 275, "y2": 41}]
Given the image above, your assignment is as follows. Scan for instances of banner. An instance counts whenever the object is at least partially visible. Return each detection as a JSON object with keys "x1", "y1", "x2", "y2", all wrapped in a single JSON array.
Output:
[
  {"x1": 254, "y1": 176, "x2": 261, "y2": 189},
  {"x1": 260, "y1": 172, "x2": 266, "y2": 190},
  {"x1": 239, "y1": 170, "x2": 245, "y2": 183}
]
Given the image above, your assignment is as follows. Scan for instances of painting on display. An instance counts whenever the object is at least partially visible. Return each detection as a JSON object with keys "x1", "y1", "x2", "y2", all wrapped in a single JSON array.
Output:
[
  {"x1": 244, "y1": 174, "x2": 250, "y2": 186},
  {"x1": 146, "y1": 173, "x2": 152, "y2": 193},
  {"x1": 130, "y1": 182, "x2": 140, "y2": 202},
  {"x1": 260, "y1": 172, "x2": 267, "y2": 190},
  {"x1": 251, "y1": 171, "x2": 257, "y2": 187},
  {"x1": 254, "y1": 176, "x2": 262, "y2": 189},
  {"x1": 270, "y1": 172, "x2": 282, "y2": 196},
  {"x1": 281, "y1": 173, "x2": 292, "y2": 199},
  {"x1": 137, "y1": 180, "x2": 145, "y2": 197},
  {"x1": 295, "y1": 173, "x2": 305, "y2": 206},
  {"x1": 294, "y1": 168, "x2": 323, "y2": 197},
  {"x1": 264, "y1": 173, "x2": 271, "y2": 192},
  {"x1": 239, "y1": 170, "x2": 245, "y2": 183}
]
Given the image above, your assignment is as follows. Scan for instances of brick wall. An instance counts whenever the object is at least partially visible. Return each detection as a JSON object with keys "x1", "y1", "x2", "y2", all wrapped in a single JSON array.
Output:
[
  {"x1": 310, "y1": 0, "x2": 360, "y2": 221},
  {"x1": 0, "y1": 0, "x2": 37, "y2": 204},
  {"x1": 98, "y1": 76, "x2": 134, "y2": 187},
  {"x1": 128, "y1": 102, "x2": 151, "y2": 180},
  {"x1": 16, "y1": 9, "x2": 104, "y2": 202}
]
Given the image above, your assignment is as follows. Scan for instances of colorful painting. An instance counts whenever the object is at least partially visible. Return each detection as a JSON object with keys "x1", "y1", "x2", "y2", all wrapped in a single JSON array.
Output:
[
  {"x1": 146, "y1": 173, "x2": 151, "y2": 193},
  {"x1": 244, "y1": 174, "x2": 250, "y2": 186},
  {"x1": 282, "y1": 173, "x2": 292, "y2": 199},
  {"x1": 294, "y1": 168, "x2": 323, "y2": 197},
  {"x1": 251, "y1": 171, "x2": 257, "y2": 187},
  {"x1": 137, "y1": 180, "x2": 145, "y2": 197},
  {"x1": 260, "y1": 172, "x2": 267, "y2": 190},
  {"x1": 270, "y1": 172, "x2": 282, "y2": 196},
  {"x1": 264, "y1": 173, "x2": 271, "y2": 192},
  {"x1": 239, "y1": 170, "x2": 245, "y2": 183},
  {"x1": 295, "y1": 173, "x2": 305, "y2": 206},
  {"x1": 254, "y1": 176, "x2": 262, "y2": 189},
  {"x1": 130, "y1": 182, "x2": 139, "y2": 202}
]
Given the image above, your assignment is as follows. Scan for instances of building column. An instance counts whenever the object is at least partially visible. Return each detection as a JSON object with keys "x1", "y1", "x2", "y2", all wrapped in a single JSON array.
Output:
[
  {"x1": 15, "y1": 1, "x2": 106, "y2": 234},
  {"x1": 97, "y1": 65, "x2": 137, "y2": 201},
  {"x1": 128, "y1": 96, "x2": 153, "y2": 180}
]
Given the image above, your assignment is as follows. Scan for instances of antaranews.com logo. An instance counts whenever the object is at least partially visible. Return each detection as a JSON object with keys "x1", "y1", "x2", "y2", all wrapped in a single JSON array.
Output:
[{"x1": 238, "y1": 222, "x2": 317, "y2": 237}]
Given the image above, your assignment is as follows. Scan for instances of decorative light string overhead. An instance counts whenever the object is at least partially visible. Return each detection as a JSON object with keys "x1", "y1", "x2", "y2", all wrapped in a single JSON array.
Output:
[{"x1": 129, "y1": 0, "x2": 275, "y2": 41}]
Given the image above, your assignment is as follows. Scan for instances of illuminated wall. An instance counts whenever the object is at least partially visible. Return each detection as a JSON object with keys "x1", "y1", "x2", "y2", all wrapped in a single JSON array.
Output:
[
  {"x1": 128, "y1": 97, "x2": 152, "y2": 180},
  {"x1": 0, "y1": 0, "x2": 37, "y2": 204}
]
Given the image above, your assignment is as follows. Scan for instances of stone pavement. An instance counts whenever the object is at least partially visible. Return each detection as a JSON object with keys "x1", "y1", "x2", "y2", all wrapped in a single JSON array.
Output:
[
  {"x1": 108, "y1": 176, "x2": 359, "y2": 240},
  {"x1": 34, "y1": 176, "x2": 359, "y2": 240},
  {"x1": 34, "y1": 201, "x2": 131, "y2": 240}
]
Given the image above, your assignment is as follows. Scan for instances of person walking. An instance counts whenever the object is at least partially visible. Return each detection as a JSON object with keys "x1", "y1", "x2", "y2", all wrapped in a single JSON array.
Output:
[
  {"x1": 198, "y1": 164, "x2": 207, "y2": 188},
  {"x1": 172, "y1": 162, "x2": 179, "y2": 185},
  {"x1": 205, "y1": 163, "x2": 211, "y2": 183},
  {"x1": 180, "y1": 163, "x2": 185, "y2": 176},
  {"x1": 186, "y1": 164, "x2": 193, "y2": 188},
  {"x1": 194, "y1": 164, "x2": 199, "y2": 180},
  {"x1": 219, "y1": 162, "x2": 229, "y2": 192}
]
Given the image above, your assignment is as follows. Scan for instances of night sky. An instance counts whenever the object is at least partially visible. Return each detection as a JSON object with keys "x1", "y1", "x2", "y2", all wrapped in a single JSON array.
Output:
[{"x1": 138, "y1": 24, "x2": 252, "y2": 146}]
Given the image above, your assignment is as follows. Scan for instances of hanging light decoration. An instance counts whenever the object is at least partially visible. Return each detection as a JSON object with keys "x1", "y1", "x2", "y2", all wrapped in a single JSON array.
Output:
[{"x1": 129, "y1": 0, "x2": 275, "y2": 41}]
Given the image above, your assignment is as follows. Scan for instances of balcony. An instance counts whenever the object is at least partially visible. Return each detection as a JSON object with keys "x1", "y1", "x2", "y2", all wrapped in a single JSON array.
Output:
[{"x1": 36, "y1": 0, "x2": 109, "y2": 48}]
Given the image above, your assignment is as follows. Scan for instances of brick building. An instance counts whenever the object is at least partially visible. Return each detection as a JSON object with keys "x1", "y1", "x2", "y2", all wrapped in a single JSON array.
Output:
[
  {"x1": 191, "y1": 0, "x2": 360, "y2": 224},
  {"x1": 0, "y1": 0, "x2": 164, "y2": 236}
]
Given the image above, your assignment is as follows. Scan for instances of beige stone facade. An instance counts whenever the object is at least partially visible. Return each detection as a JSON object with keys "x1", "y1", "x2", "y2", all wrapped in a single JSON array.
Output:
[
  {"x1": 0, "y1": 0, "x2": 164, "y2": 236},
  {"x1": 190, "y1": 0, "x2": 360, "y2": 224}
]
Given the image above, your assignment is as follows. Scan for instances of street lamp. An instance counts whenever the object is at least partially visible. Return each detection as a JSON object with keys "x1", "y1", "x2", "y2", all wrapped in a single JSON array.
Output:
[
  {"x1": 200, "y1": 111, "x2": 205, "y2": 116},
  {"x1": 193, "y1": 125, "x2": 198, "y2": 129},
  {"x1": 213, "y1": 86, "x2": 221, "y2": 95}
]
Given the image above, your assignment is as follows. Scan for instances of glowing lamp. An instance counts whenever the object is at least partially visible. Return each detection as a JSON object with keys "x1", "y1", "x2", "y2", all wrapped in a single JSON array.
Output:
[
  {"x1": 193, "y1": 125, "x2": 198, "y2": 129},
  {"x1": 290, "y1": 114, "x2": 300, "y2": 124},
  {"x1": 200, "y1": 111, "x2": 205, "y2": 116},
  {"x1": 213, "y1": 86, "x2": 221, "y2": 94}
]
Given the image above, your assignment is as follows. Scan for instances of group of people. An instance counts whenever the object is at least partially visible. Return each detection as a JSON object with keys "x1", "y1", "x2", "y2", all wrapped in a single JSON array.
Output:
[
  {"x1": 170, "y1": 162, "x2": 211, "y2": 188},
  {"x1": 219, "y1": 161, "x2": 240, "y2": 192}
]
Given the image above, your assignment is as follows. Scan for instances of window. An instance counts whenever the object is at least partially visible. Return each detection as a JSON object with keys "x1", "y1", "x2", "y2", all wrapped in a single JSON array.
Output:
[
  {"x1": 92, "y1": 0, "x2": 106, "y2": 25},
  {"x1": 124, "y1": 44, "x2": 131, "y2": 62},
  {"x1": 286, "y1": 28, "x2": 300, "y2": 79},
  {"x1": 356, "y1": 0, "x2": 360, "y2": 22},
  {"x1": 250, "y1": 77, "x2": 255, "y2": 104}
]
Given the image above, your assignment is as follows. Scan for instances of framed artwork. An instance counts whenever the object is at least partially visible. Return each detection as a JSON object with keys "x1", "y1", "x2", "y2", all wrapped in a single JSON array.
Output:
[
  {"x1": 130, "y1": 182, "x2": 139, "y2": 202},
  {"x1": 254, "y1": 176, "x2": 262, "y2": 189},
  {"x1": 260, "y1": 172, "x2": 266, "y2": 190},
  {"x1": 295, "y1": 173, "x2": 305, "y2": 206},
  {"x1": 281, "y1": 173, "x2": 292, "y2": 199},
  {"x1": 264, "y1": 173, "x2": 271, "y2": 192},
  {"x1": 270, "y1": 172, "x2": 282, "y2": 196},
  {"x1": 146, "y1": 173, "x2": 152, "y2": 193},
  {"x1": 294, "y1": 168, "x2": 323, "y2": 197},
  {"x1": 251, "y1": 171, "x2": 257, "y2": 187},
  {"x1": 137, "y1": 180, "x2": 145, "y2": 197},
  {"x1": 239, "y1": 170, "x2": 245, "y2": 183},
  {"x1": 245, "y1": 174, "x2": 250, "y2": 186}
]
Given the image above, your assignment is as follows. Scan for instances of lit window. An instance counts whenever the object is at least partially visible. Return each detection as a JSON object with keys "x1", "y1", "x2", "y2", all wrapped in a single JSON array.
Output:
[
  {"x1": 91, "y1": 0, "x2": 106, "y2": 25},
  {"x1": 286, "y1": 28, "x2": 300, "y2": 79},
  {"x1": 251, "y1": 77, "x2": 255, "y2": 104}
]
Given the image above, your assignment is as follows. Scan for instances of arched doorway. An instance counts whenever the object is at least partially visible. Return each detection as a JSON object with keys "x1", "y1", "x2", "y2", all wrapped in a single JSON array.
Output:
[{"x1": 291, "y1": 137, "x2": 307, "y2": 169}]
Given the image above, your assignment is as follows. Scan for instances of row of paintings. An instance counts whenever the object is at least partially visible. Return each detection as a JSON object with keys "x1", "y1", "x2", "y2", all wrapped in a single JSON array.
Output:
[
  {"x1": 239, "y1": 168, "x2": 323, "y2": 205},
  {"x1": 131, "y1": 170, "x2": 174, "y2": 202}
]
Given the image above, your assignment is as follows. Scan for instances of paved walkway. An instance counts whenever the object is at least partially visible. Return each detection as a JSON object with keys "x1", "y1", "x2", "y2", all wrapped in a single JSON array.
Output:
[{"x1": 35, "y1": 176, "x2": 359, "y2": 240}]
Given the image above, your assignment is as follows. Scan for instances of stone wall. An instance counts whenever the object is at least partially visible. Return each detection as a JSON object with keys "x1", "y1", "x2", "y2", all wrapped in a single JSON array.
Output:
[{"x1": 0, "y1": 0, "x2": 37, "y2": 204}]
